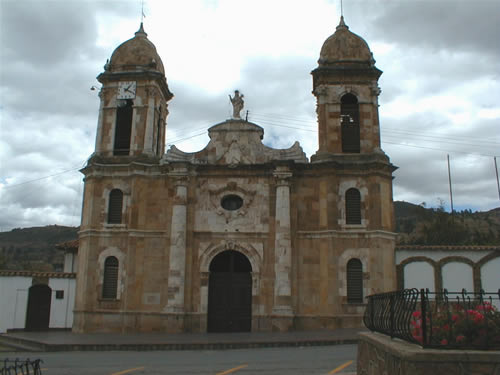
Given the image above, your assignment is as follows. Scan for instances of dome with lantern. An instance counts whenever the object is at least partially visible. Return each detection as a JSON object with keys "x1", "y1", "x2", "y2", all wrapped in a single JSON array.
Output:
[
  {"x1": 318, "y1": 16, "x2": 375, "y2": 67},
  {"x1": 108, "y1": 23, "x2": 165, "y2": 74}
]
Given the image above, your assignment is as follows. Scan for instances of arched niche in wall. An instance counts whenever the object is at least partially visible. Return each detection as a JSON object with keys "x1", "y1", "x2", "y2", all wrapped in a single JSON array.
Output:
[
  {"x1": 404, "y1": 261, "x2": 435, "y2": 292},
  {"x1": 480, "y1": 256, "x2": 500, "y2": 309},
  {"x1": 442, "y1": 261, "x2": 474, "y2": 293}
]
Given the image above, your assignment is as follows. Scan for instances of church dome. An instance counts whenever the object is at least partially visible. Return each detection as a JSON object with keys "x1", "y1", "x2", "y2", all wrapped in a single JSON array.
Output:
[
  {"x1": 109, "y1": 23, "x2": 165, "y2": 74},
  {"x1": 318, "y1": 16, "x2": 374, "y2": 66}
]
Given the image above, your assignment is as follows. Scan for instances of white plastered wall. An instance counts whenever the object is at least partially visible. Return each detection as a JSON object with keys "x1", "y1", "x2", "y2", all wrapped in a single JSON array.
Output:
[
  {"x1": 0, "y1": 276, "x2": 32, "y2": 333},
  {"x1": 48, "y1": 278, "x2": 76, "y2": 328}
]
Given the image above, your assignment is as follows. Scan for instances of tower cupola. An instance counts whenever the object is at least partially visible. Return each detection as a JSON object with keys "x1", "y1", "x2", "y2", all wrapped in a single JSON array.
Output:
[
  {"x1": 318, "y1": 16, "x2": 375, "y2": 67},
  {"x1": 109, "y1": 23, "x2": 165, "y2": 74}
]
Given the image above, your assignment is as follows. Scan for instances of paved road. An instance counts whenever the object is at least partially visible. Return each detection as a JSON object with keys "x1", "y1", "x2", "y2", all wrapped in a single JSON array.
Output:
[{"x1": 2, "y1": 345, "x2": 357, "y2": 375}]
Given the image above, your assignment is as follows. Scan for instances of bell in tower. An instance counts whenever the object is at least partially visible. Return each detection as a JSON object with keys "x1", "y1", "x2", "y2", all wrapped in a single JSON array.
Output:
[
  {"x1": 93, "y1": 23, "x2": 173, "y2": 158},
  {"x1": 311, "y1": 16, "x2": 383, "y2": 161}
]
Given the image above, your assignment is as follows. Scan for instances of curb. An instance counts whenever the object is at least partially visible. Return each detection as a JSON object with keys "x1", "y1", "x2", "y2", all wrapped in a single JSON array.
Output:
[{"x1": 0, "y1": 335, "x2": 358, "y2": 352}]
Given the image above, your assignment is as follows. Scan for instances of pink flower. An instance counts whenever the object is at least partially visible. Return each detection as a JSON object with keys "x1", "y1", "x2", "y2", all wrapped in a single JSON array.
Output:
[
  {"x1": 473, "y1": 313, "x2": 484, "y2": 323},
  {"x1": 412, "y1": 311, "x2": 421, "y2": 318},
  {"x1": 456, "y1": 335, "x2": 465, "y2": 343},
  {"x1": 451, "y1": 314, "x2": 459, "y2": 322},
  {"x1": 440, "y1": 339, "x2": 448, "y2": 345}
]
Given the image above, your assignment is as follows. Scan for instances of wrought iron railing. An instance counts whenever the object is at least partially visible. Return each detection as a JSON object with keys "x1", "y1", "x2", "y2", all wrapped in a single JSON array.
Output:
[
  {"x1": 364, "y1": 288, "x2": 500, "y2": 349},
  {"x1": 1, "y1": 358, "x2": 42, "y2": 375}
]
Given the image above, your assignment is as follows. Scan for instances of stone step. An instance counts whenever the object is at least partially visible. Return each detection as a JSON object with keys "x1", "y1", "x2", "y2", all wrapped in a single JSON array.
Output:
[{"x1": 0, "y1": 335, "x2": 44, "y2": 352}]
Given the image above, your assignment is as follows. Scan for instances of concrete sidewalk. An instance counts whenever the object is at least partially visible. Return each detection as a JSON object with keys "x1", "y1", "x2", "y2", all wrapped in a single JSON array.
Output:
[{"x1": 0, "y1": 328, "x2": 366, "y2": 352}]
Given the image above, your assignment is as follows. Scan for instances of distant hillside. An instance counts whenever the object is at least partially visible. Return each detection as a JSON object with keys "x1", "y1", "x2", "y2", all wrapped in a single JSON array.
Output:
[
  {"x1": 394, "y1": 201, "x2": 500, "y2": 245},
  {"x1": 0, "y1": 225, "x2": 78, "y2": 271},
  {"x1": 0, "y1": 202, "x2": 498, "y2": 271}
]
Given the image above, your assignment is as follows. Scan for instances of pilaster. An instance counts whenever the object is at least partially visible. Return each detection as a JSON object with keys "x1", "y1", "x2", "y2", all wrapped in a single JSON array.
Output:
[
  {"x1": 272, "y1": 166, "x2": 293, "y2": 316},
  {"x1": 165, "y1": 170, "x2": 189, "y2": 313}
]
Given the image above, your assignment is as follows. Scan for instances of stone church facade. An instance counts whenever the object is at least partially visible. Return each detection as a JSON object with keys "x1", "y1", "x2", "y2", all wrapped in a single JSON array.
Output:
[{"x1": 74, "y1": 18, "x2": 397, "y2": 333}]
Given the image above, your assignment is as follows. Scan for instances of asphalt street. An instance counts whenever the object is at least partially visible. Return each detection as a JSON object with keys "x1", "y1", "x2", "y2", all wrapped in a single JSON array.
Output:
[{"x1": 2, "y1": 344, "x2": 357, "y2": 375}]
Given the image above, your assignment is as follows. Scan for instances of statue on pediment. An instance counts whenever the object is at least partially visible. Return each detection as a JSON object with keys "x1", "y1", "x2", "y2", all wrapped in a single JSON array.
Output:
[{"x1": 229, "y1": 90, "x2": 244, "y2": 119}]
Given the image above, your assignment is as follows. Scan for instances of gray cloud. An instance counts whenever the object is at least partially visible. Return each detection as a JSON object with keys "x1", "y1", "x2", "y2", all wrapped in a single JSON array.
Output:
[{"x1": 369, "y1": 0, "x2": 500, "y2": 59}]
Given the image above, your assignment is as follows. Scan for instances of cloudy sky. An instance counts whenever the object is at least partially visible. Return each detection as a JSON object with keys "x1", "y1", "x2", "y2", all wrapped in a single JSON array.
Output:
[{"x1": 0, "y1": 0, "x2": 499, "y2": 231}]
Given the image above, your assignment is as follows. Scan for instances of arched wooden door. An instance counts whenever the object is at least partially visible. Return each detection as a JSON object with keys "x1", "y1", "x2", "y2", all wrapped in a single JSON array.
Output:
[
  {"x1": 207, "y1": 250, "x2": 252, "y2": 332},
  {"x1": 25, "y1": 284, "x2": 52, "y2": 331}
]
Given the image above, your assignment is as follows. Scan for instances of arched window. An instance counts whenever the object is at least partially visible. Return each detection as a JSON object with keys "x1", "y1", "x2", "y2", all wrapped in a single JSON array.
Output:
[
  {"x1": 341, "y1": 93, "x2": 360, "y2": 153},
  {"x1": 108, "y1": 189, "x2": 123, "y2": 224},
  {"x1": 347, "y1": 258, "x2": 363, "y2": 303},
  {"x1": 113, "y1": 99, "x2": 133, "y2": 155},
  {"x1": 345, "y1": 188, "x2": 361, "y2": 224},
  {"x1": 102, "y1": 256, "x2": 119, "y2": 299}
]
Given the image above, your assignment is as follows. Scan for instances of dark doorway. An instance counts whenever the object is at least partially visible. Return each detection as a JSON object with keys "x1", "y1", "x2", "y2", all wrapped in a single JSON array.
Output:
[
  {"x1": 207, "y1": 250, "x2": 252, "y2": 333},
  {"x1": 25, "y1": 284, "x2": 52, "y2": 331}
]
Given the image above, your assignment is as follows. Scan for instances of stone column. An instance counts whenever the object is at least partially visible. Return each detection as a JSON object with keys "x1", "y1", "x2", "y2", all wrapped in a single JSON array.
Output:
[
  {"x1": 165, "y1": 173, "x2": 188, "y2": 313},
  {"x1": 94, "y1": 90, "x2": 104, "y2": 154},
  {"x1": 272, "y1": 166, "x2": 293, "y2": 315},
  {"x1": 143, "y1": 89, "x2": 156, "y2": 156}
]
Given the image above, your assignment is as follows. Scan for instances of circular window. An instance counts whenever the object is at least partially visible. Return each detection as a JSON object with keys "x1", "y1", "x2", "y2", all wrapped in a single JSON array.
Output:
[{"x1": 221, "y1": 194, "x2": 243, "y2": 211}]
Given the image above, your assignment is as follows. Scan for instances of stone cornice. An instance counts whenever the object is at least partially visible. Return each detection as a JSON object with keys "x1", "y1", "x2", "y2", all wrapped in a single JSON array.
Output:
[
  {"x1": 297, "y1": 229, "x2": 397, "y2": 240},
  {"x1": 97, "y1": 71, "x2": 173, "y2": 101},
  {"x1": 79, "y1": 229, "x2": 168, "y2": 238}
]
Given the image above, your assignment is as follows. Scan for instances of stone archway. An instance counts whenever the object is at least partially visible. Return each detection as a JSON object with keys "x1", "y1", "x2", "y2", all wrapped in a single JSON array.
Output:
[
  {"x1": 25, "y1": 284, "x2": 51, "y2": 331},
  {"x1": 207, "y1": 250, "x2": 252, "y2": 333}
]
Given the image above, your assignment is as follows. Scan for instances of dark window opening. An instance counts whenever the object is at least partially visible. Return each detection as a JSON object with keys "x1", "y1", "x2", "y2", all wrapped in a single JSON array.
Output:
[
  {"x1": 102, "y1": 256, "x2": 119, "y2": 299},
  {"x1": 156, "y1": 107, "x2": 162, "y2": 156},
  {"x1": 108, "y1": 189, "x2": 123, "y2": 224},
  {"x1": 113, "y1": 99, "x2": 133, "y2": 155},
  {"x1": 221, "y1": 195, "x2": 243, "y2": 211},
  {"x1": 345, "y1": 188, "x2": 361, "y2": 224},
  {"x1": 347, "y1": 258, "x2": 363, "y2": 303},
  {"x1": 55, "y1": 290, "x2": 64, "y2": 299},
  {"x1": 341, "y1": 93, "x2": 360, "y2": 153}
]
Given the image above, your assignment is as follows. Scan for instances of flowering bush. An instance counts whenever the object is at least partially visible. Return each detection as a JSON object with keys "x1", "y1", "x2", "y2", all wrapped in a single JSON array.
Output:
[{"x1": 410, "y1": 301, "x2": 500, "y2": 348}]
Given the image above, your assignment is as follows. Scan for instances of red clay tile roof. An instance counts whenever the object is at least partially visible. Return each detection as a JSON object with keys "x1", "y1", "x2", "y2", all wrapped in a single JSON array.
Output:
[
  {"x1": 55, "y1": 239, "x2": 79, "y2": 250},
  {"x1": 396, "y1": 245, "x2": 500, "y2": 251},
  {"x1": 0, "y1": 270, "x2": 76, "y2": 278}
]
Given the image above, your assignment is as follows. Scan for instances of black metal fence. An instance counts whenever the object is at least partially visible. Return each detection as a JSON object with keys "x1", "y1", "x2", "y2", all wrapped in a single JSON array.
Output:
[
  {"x1": 364, "y1": 288, "x2": 500, "y2": 349},
  {"x1": 1, "y1": 358, "x2": 42, "y2": 375}
]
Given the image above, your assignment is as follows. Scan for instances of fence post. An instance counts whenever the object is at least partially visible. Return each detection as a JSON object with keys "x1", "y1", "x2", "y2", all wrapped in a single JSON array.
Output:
[
  {"x1": 370, "y1": 297, "x2": 374, "y2": 329},
  {"x1": 390, "y1": 293, "x2": 395, "y2": 338},
  {"x1": 420, "y1": 288, "x2": 427, "y2": 347}
]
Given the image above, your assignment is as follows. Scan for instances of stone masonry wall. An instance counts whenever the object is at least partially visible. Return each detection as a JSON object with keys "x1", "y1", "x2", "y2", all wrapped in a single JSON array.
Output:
[{"x1": 358, "y1": 332, "x2": 500, "y2": 375}]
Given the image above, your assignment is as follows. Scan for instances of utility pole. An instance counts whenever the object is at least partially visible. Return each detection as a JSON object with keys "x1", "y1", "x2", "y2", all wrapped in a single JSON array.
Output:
[{"x1": 447, "y1": 154, "x2": 454, "y2": 214}]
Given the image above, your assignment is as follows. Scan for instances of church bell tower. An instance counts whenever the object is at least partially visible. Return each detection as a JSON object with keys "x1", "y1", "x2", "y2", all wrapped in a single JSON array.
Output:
[
  {"x1": 311, "y1": 16, "x2": 382, "y2": 160},
  {"x1": 93, "y1": 23, "x2": 173, "y2": 158}
]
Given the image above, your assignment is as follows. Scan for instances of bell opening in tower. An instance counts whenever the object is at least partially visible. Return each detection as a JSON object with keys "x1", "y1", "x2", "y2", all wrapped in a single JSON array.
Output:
[
  {"x1": 113, "y1": 99, "x2": 133, "y2": 156},
  {"x1": 341, "y1": 93, "x2": 360, "y2": 153}
]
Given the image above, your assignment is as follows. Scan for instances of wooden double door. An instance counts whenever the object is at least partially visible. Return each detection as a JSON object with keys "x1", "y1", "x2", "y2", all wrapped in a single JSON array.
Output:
[
  {"x1": 207, "y1": 251, "x2": 252, "y2": 333},
  {"x1": 25, "y1": 284, "x2": 51, "y2": 331}
]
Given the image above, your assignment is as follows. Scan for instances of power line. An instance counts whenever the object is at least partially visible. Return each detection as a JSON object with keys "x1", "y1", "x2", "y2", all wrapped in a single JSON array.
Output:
[
  {"x1": 250, "y1": 111, "x2": 500, "y2": 146},
  {"x1": 248, "y1": 111, "x2": 499, "y2": 157},
  {"x1": 2, "y1": 167, "x2": 82, "y2": 190}
]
